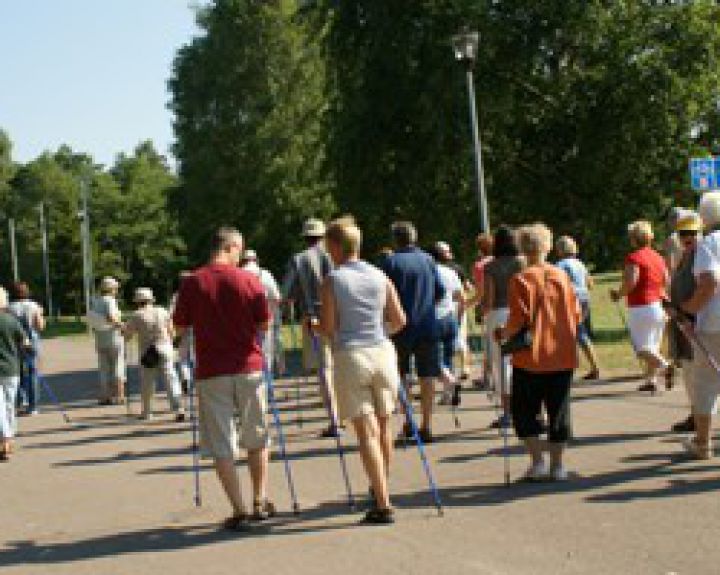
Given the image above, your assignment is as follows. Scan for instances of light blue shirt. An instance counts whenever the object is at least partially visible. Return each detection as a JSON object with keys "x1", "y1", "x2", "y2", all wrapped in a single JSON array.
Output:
[
  {"x1": 329, "y1": 260, "x2": 388, "y2": 350},
  {"x1": 557, "y1": 257, "x2": 589, "y2": 302}
]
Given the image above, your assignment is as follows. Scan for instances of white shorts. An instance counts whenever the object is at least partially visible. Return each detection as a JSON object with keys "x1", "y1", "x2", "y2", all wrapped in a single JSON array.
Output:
[
  {"x1": 627, "y1": 302, "x2": 666, "y2": 355},
  {"x1": 486, "y1": 308, "x2": 512, "y2": 395}
]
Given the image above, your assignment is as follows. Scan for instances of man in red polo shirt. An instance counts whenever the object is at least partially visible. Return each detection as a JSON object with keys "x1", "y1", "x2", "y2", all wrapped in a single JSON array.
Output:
[{"x1": 173, "y1": 226, "x2": 272, "y2": 531}]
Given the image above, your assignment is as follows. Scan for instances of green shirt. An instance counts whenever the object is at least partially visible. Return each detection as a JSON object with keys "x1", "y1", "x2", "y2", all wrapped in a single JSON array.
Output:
[{"x1": 0, "y1": 311, "x2": 26, "y2": 377}]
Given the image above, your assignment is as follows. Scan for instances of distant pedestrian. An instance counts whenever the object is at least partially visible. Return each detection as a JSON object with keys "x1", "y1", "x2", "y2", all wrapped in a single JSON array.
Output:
[
  {"x1": 170, "y1": 272, "x2": 195, "y2": 393},
  {"x1": 173, "y1": 227, "x2": 274, "y2": 530},
  {"x1": 319, "y1": 217, "x2": 406, "y2": 524},
  {"x1": 282, "y1": 218, "x2": 339, "y2": 437},
  {"x1": 496, "y1": 224, "x2": 580, "y2": 481},
  {"x1": 470, "y1": 233, "x2": 494, "y2": 388},
  {"x1": 124, "y1": 288, "x2": 185, "y2": 422},
  {"x1": 88, "y1": 277, "x2": 126, "y2": 405},
  {"x1": 242, "y1": 249, "x2": 283, "y2": 374},
  {"x1": 611, "y1": 220, "x2": 671, "y2": 393},
  {"x1": 9, "y1": 282, "x2": 44, "y2": 416},
  {"x1": 677, "y1": 193, "x2": 720, "y2": 459},
  {"x1": 381, "y1": 221, "x2": 444, "y2": 443},
  {"x1": 430, "y1": 242, "x2": 463, "y2": 404},
  {"x1": 0, "y1": 287, "x2": 30, "y2": 461},
  {"x1": 555, "y1": 236, "x2": 601, "y2": 381},
  {"x1": 666, "y1": 213, "x2": 702, "y2": 434},
  {"x1": 483, "y1": 226, "x2": 524, "y2": 428}
]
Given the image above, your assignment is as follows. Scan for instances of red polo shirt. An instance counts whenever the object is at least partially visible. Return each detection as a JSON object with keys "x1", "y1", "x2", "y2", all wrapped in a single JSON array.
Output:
[
  {"x1": 173, "y1": 263, "x2": 270, "y2": 380},
  {"x1": 625, "y1": 247, "x2": 667, "y2": 307}
]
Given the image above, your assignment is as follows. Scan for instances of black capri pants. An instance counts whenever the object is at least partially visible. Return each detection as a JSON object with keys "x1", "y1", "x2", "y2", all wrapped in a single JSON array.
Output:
[{"x1": 511, "y1": 367, "x2": 573, "y2": 443}]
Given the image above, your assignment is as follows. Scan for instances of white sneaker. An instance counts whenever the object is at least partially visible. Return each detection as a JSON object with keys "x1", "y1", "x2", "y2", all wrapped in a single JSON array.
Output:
[
  {"x1": 550, "y1": 466, "x2": 569, "y2": 481},
  {"x1": 522, "y1": 461, "x2": 548, "y2": 482}
]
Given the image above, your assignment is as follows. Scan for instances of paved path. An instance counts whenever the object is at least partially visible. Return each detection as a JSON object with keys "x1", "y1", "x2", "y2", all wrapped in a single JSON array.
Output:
[{"x1": 2, "y1": 336, "x2": 720, "y2": 574}]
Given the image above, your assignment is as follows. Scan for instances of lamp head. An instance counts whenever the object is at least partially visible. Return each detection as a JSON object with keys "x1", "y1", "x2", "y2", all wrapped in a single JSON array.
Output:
[{"x1": 452, "y1": 30, "x2": 479, "y2": 64}]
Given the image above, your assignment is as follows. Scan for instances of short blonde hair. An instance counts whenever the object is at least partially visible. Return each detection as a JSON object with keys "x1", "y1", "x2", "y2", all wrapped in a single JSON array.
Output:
[
  {"x1": 627, "y1": 220, "x2": 653, "y2": 247},
  {"x1": 326, "y1": 216, "x2": 362, "y2": 257},
  {"x1": 556, "y1": 235, "x2": 578, "y2": 258},
  {"x1": 0, "y1": 287, "x2": 8, "y2": 309},
  {"x1": 518, "y1": 223, "x2": 553, "y2": 256},
  {"x1": 699, "y1": 192, "x2": 720, "y2": 228}
]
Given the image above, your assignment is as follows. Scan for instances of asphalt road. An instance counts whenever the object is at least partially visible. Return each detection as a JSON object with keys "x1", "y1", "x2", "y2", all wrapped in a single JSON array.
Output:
[{"x1": 2, "y1": 336, "x2": 719, "y2": 575}]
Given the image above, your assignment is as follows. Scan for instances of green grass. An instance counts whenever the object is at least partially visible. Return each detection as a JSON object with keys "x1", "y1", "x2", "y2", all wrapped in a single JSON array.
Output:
[{"x1": 42, "y1": 275, "x2": 640, "y2": 374}]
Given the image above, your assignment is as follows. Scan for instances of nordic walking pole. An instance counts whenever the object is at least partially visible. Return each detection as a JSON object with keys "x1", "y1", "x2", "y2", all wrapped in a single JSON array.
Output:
[
  {"x1": 35, "y1": 368, "x2": 73, "y2": 425},
  {"x1": 261, "y1": 336, "x2": 300, "y2": 515},
  {"x1": 499, "y1": 352, "x2": 511, "y2": 487},
  {"x1": 311, "y1": 332, "x2": 355, "y2": 510},
  {"x1": 288, "y1": 303, "x2": 303, "y2": 428},
  {"x1": 667, "y1": 309, "x2": 720, "y2": 374},
  {"x1": 186, "y1": 360, "x2": 202, "y2": 508},
  {"x1": 396, "y1": 381, "x2": 444, "y2": 516}
]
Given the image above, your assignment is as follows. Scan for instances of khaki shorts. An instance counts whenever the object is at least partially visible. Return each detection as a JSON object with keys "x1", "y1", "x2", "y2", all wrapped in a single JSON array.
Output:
[
  {"x1": 688, "y1": 333, "x2": 720, "y2": 416},
  {"x1": 333, "y1": 341, "x2": 399, "y2": 423},
  {"x1": 197, "y1": 372, "x2": 270, "y2": 459}
]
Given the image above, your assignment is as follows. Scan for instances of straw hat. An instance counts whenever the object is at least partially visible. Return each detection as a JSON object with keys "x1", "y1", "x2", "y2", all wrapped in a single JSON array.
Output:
[
  {"x1": 302, "y1": 218, "x2": 326, "y2": 238},
  {"x1": 100, "y1": 277, "x2": 120, "y2": 292},
  {"x1": 675, "y1": 213, "x2": 703, "y2": 233},
  {"x1": 133, "y1": 287, "x2": 155, "y2": 304}
]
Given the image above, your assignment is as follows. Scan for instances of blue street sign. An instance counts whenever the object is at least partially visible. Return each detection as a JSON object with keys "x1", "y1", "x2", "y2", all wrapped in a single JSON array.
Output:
[{"x1": 690, "y1": 157, "x2": 716, "y2": 191}]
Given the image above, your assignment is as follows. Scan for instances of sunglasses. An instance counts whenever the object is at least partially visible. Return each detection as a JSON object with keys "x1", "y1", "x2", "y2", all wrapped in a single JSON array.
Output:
[{"x1": 678, "y1": 230, "x2": 698, "y2": 238}]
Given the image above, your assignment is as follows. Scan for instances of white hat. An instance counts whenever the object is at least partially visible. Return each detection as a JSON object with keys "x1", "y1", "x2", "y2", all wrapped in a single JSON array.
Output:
[
  {"x1": 435, "y1": 241, "x2": 452, "y2": 259},
  {"x1": 100, "y1": 277, "x2": 120, "y2": 292},
  {"x1": 243, "y1": 249, "x2": 258, "y2": 261},
  {"x1": 302, "y1": 218, "x2": 326, "y2": 238},
  {"x1": 133, "y1": 287, "x2": 154, "y2": 303}
]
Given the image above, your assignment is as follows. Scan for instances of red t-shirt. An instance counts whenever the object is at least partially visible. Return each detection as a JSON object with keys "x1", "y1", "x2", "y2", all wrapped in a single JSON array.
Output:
[
  {"x1": 625, "y1": 247, "x2": 667, "y2": 307},
  {"x1": 472, "y1": 256, "x2": 493, "y2": 288},
  {"x1": 172, "y1": 263, "x2": 270, "y2": 380}
]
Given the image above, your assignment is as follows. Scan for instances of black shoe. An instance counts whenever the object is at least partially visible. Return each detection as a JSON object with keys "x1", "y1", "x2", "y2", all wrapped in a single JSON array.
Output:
[
  {"x1": 361, "y1": 507, "x2": 395, "y2": 525},
  {"x1": 451, "y1": 384, "x2": 462, "y2": 407},
  {"x1": 320, "y1": 425, "x2": 341, "y2": 439},
  {"x1": 175, "y1": 412, "x2": 187, "y2": 423},
  {"x1": 98, "y1": 399, "x2": 113, "y2": 406},
  {"x1": 222, "y1": 513, "x2": 253, "y2": 532},
  {"x1": 418, "y1": 428, "x2": 434, "y2": 444},
  {"x1": 251, "y1": 498, "x2": 277, "y2": 521},
  {"x1": 473, "y1": 378, "x2": 491, "y2": 391},
  {"x1": 638, "y1": 382, "x2": 658, "y2": 393},
  {"x1": 671, "y1": 415, "x2": 695, "y2": 433}
]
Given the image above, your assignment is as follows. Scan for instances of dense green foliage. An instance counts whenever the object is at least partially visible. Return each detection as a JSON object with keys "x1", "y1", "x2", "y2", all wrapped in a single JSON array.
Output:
[
  {"x1": 0, "y1": 135, "x2": 184, "y2": 314},
  {"x1": 171, "y1": 0, "x2": 720, "y2": 271}
]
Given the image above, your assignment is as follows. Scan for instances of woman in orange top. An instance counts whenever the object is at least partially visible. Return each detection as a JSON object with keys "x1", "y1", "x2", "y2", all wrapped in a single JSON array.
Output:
[{"x1": 496, "y1": 223, "x2": 580, "y2": 482}]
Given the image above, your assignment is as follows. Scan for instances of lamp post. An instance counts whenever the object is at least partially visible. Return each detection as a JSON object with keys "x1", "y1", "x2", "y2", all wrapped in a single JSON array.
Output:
[
  {"x1": 38, "y1": 202, "x2": 53, "y2": 319},
  {"x1": 452, "y1": 29, "x2": 490, "y2": 234},
  {"x1": 78, "y1": 177, "x2": 93, "y2": 323}
]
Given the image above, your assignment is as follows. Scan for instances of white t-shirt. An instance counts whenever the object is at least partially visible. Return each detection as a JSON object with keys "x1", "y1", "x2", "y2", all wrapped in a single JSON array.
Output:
[
  {"x1": 243, "y1": 262, "x2": 281, "y2": 303},
  {"x1": 693, "y1": 230, "x2": 720, "y2": 333},
  {"x1": 436, "y1": 263, "x2": 463, "y2": 320}
]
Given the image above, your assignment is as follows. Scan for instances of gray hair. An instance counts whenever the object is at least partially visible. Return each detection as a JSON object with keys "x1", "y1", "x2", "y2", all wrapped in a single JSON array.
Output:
[
  {"x1": 555, "y1": 235, "x2": 578, "y2": 258},
  {"x1": 518, "y1": 223, "x2": 553, "y2": 256},
  {"x1": 0, "y1": 287, "x2": 8, "y2": 309},
  {"x1": 699, "y1": 192, "x2": 720, "y2": 229}
]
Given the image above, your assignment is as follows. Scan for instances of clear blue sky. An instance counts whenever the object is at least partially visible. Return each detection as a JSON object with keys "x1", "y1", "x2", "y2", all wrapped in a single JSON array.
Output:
[{"x1": 0, "y1": 0, "x2": 204, "y2": 167}]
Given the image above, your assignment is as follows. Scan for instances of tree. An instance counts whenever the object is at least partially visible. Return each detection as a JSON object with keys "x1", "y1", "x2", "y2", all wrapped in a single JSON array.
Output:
[
  {"x1": 169, "y1": 0, "x2": 334, "y2": 275},
  {"x1": 323, "y1": 0, "x2": 720, "y2": 268}
]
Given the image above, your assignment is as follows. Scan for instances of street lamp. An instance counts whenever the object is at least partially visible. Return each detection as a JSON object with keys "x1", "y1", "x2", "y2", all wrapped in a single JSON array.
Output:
[
  {"x1": 77, "y1": 177, "x2": 93, "y2": 324},
  {"x1": 38, "y1": 202, "x2": 53, "y2": 319},
  {"x1": 452, "y1": 29, "x2": 490, "y2": 234}
]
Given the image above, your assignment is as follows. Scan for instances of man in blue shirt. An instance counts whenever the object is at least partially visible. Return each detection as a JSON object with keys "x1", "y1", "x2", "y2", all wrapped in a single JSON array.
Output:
[{"x1": 382, "y1": 221, "x2": 444, "y2": 442}]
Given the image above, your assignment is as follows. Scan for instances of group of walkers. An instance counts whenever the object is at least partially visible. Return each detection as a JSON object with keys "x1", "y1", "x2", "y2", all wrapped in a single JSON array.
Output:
[{"x1": 4, "y1": 192, "x2": 720, "y2": 529}]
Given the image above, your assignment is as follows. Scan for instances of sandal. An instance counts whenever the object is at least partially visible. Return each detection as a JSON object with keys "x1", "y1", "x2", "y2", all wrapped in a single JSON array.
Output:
[
  {"x1": 222, "y1": 513, "x2": 252, "y2": 532},
  {"x1": 683, "y1": 438, "x2": 712, "y2": 460},
  {"x1": 361, "y1": 507, "x2": 395, "y2": 525},
  {"x1": 252, "y1": 498, "x2": 277, "y2": 521}
]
